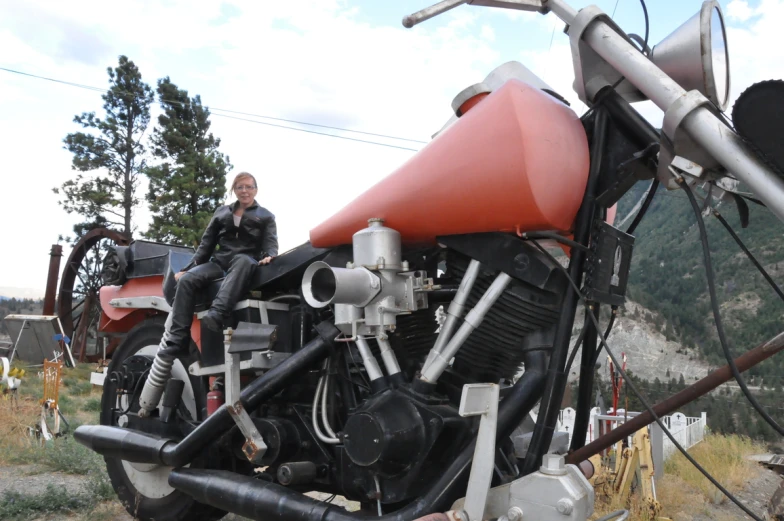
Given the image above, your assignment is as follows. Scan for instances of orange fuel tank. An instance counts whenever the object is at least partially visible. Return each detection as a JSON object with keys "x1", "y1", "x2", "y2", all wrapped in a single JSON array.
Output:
[{"x1": 310, "y1": 79, "x2": 590, "y2": 247}]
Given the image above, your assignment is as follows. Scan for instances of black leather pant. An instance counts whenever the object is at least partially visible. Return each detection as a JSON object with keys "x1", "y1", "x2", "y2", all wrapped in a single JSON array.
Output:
[{"x1": 163, "y1": 255, "x2": 258, "y2": 356}]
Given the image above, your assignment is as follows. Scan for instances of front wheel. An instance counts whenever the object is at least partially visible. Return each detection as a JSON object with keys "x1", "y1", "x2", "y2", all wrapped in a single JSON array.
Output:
[{"x1": 99, "y1": 316, "x2": 226, "y2": 521}]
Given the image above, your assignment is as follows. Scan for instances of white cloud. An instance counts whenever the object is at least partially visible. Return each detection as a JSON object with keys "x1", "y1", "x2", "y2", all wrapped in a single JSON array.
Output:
[{"x1": 727, "y1": 0, "x2": 756, "y2": 22}]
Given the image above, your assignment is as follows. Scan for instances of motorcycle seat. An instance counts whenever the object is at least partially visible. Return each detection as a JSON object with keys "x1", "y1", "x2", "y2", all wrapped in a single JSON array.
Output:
[{"x1": 163, "y1": 242, "x2": 333, "y2": 311}]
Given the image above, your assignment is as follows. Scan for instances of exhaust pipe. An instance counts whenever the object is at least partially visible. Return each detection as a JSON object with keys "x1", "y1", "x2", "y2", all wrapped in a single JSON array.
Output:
[
  {"x1": 302, "y1": 261, "x2": 380, "y2": 308},
  {"x1": 170, "y1": 351, "x2": 548, "y2": 521},
  {"x1": 74, "y1": 322, "x2": 340, "y2": 467},
  {"x1": 74, "y1": 427, "x2": 173, "y2": 465}
]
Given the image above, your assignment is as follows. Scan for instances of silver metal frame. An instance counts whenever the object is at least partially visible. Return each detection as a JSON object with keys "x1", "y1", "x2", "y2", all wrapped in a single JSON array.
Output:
[
  {"x1": 459, "y1": 383, "x2": 500, "y2": 521},
  {"x1": 223, "y1": 329, "x2": 268, "y2": 464}
]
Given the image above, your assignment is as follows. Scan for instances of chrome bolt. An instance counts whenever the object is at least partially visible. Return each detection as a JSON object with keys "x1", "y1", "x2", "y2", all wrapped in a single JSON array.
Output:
[
  {"x1": 507, "y1": 506, "x2": 524, "y2": 521},
  {"x1": 556, "y1": 498, "x2": 574, "y2": 515}
]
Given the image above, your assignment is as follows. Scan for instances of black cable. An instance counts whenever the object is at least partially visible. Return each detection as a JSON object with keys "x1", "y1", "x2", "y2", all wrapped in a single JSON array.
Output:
[
  {"x1": 625, "y1": 179, "x2": 659, "y2": 235},
  {"x1": 627, "y1": 33, "x2": 651, "y2": 55},
  {"x1": 564, "y1": 320, "x2": 588, "y2": 376},
  {"x1": 712, "y1": 210, "x2": 784, "y2": 302},
  {"x1": 529, "y1": 240, "x2": 765, "y2": 521},
  {"x1": 681, "y1": 180, "x2": 784, "y2": 436},
  {"x1": 638, "y1": 0, "x2": 649, "y2": 55},
  {"x1": 592, "y1": 308, "x2": 618, "y2": 367}
]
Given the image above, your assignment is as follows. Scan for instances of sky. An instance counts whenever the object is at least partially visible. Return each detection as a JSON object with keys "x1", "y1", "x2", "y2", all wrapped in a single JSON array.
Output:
[{"x1": 0, "y1": 0, "x2": 782, "y2": 298}]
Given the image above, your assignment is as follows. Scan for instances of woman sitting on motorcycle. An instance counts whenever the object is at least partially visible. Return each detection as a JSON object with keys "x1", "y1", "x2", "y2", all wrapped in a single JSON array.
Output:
[{"x1": 165, "y1": 171, "x2": 278, "y2": 356}]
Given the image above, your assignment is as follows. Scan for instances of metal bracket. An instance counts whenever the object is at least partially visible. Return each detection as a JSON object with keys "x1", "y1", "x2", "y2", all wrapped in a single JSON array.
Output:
[
  {"x1": 657, "y1": 89, "x2": 726, "y2": 188},
  {"x1": 459, "y1": 383, "x2": 500, "y2": 521},
  {"x1": 188, "y1": 350, "x2": 291, "y2": 376},
  {"x1": 109, "y1": 296, "x2": 171, "y2": 313},
  {"x1": 223, "y1": 329, "x2": 267, "y2": 464},
  {"x1": 568, "y1": 6, "x2": 643, "y2": 106}
]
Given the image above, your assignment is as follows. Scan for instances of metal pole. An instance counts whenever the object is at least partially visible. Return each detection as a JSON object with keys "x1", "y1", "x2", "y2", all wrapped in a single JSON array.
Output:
[
  {"x1": 402, "y1": 0, "x2": 468, "y2": 28},
  {"x1": 43, "y1": 245, "x2": 63, "y2": 316},
  {"x1": 566, "y1": 330, "x2": 784, "y2": 465}
]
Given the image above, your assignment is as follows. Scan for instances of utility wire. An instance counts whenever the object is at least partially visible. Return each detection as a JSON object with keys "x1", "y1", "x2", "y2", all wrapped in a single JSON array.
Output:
[
  {"x1": 0, "y1": 66, "x2": 427, "y2": 148},
  {"x1": 530, "y1": 239, "x2": 765, "y2": 521}
]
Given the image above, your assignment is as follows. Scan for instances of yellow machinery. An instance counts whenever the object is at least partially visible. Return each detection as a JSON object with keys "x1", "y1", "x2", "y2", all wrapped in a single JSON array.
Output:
[{"x1": 588, "y1": 427, "x2": 672, "y2": 520}]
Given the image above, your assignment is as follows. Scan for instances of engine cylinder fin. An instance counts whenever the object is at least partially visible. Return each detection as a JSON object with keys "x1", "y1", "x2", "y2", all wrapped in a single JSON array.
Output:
[{"x1": 444, "y1": 250, "x2": 565, "y2": 382}]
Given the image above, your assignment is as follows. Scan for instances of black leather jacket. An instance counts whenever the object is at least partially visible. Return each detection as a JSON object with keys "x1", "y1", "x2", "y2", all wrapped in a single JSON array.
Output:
[{"x1": 183, "y1": 200, "x2": 278, "y2": 271}]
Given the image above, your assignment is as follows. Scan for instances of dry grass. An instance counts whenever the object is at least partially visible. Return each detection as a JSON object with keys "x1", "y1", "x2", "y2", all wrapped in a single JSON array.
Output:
[
  {"x1": 662, "y1": 433, "x2": 764, "y2": 507},
  {"x1": 592, "y1": 434, "x2": 766, "y2": 520}
]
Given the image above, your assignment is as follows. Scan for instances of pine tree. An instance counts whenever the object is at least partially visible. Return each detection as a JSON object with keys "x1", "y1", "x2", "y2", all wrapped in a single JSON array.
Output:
[
  {"x1": 144, "y1": 78, "x2": 231, "y2": 246},
  {"x1": 56, "y1": 56, "x2": 153, "y2": 238}
]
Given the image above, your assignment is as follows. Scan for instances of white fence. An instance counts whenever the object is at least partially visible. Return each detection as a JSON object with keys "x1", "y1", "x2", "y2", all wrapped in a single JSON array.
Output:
[
  {"x1": 659, "y1": 412, "x2": 708, "y2": 461},
  {"x1": 555, "y1": 407, "x2": 707, "y2": 478}
]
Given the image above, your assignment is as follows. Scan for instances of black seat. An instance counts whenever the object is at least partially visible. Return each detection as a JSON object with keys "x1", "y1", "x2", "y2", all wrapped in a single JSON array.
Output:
[{"x1": 163, "y1": 242, "x2": 348, "y2": 310}]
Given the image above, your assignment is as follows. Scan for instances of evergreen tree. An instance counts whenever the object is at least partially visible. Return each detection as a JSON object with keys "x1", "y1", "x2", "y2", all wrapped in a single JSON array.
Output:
[
  {"x1": 56, "y1": 56, "x2": 153, "y2": 238},
  {"x1": 144, "y1": 78, "x2": 231, "y2": 246}
]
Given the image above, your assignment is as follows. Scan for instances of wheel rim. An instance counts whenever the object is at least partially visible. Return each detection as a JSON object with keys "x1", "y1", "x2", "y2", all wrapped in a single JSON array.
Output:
[{"x1": 117, "y1": 342, "x2": 197, "y2": 498}]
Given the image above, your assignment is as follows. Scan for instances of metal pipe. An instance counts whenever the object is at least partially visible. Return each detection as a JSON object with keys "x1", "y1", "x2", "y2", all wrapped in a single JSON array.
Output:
[
  {"x1": 423, "y1": 260, "x2": 481, "y2": 373},
  {"x1": 43, "y1": 245, "x2": 63, "y2": 316},
  {"x1": 377, "y1": 335, "x2": 402, "y2": 376},
  {"x1": 521, "y1": 108, "x2": 609, "y2": 475},
  {"x1": 581, "y1": 18, "x2": 684, "y2": 110},
  {"x1": 546, "y1": 0, "x2": 578, "y2": 24},
  {"x1": 566, "y1": 330, "x2": 784, "y2": 465},
  {"x1": 579, "y1": 11, "x2": 784, "y2": 222},
  {"x1": 355, "y1": 336, "x2": 384, "y2": 382},
  {"x1": 402, "y1": 0, "x2": 468, "y2": 28},
  {"x1": 420, "y1": 272, "x2": 512, "y2": 383},
  {"x1": 74, "y1": 323, "x2": 339, "y2": 467},
  {"x1": 682, "y1": 110, "x2": 784, "y2": 223},
  {"x1": 169, "y1": 350, "x2": 548, "y2": 521}
]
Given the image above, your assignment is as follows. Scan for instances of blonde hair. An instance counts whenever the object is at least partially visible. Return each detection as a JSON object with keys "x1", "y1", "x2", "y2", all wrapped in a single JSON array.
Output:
[{"x1": 231, "y1": 172, "x2": 257, "y2": 191}]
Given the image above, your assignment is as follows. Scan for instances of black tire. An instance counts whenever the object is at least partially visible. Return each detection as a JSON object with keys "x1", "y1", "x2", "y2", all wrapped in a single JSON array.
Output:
[{"x1": 100, "y1": 316, "x2": 226, "y2": 521}]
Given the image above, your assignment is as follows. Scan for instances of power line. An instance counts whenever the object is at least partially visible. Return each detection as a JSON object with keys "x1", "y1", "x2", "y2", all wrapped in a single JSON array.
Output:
[
  {"x1": 0, "y1": 65, "x2": 427, "y2": 149},
  {"x1": 209, "y1": 111, "x2": 420, "y2": 151}
]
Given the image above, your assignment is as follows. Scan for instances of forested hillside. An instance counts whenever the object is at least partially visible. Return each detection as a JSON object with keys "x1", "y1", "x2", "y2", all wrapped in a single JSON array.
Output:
[
  {"x1": 592, "y1": 180, "x2": 784, "y2": 442},
  {"x1": 617, "y1": 180, "x2": 784, "y2": 379}
]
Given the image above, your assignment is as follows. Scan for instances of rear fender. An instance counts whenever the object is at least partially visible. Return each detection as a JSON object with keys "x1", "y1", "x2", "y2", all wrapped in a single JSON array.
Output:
[{"x1": 98, "y1": 276, "x2": 203, "y2": 352}]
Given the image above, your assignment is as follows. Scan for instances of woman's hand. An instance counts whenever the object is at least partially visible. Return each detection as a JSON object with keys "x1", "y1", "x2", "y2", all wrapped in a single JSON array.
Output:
[
  {"x1": 174, "y1": 271, "x2": 186, "y2": 281},
  {"x1": 259, "y1": 256, "x2": 274, "y2": 266}
]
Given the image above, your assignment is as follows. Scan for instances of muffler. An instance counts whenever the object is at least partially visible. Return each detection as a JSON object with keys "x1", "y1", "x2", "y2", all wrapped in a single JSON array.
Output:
[
  {"x1": 73, "y1": 426, "x2": 173, "y2": 465},
  {"x1": 169, "y1": 468, "x2": 334, "y2": 521}
]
